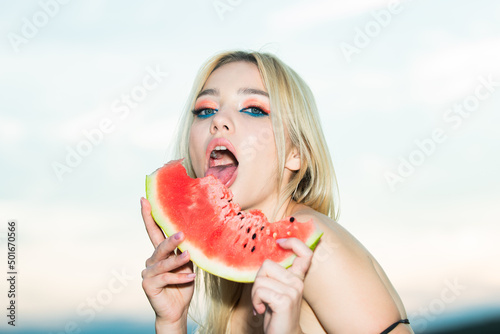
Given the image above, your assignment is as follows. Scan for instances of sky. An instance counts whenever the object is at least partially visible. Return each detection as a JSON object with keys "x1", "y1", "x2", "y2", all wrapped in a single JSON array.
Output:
[{"x1": 1, "y1": 0, "x2": 499, "y2": 333}]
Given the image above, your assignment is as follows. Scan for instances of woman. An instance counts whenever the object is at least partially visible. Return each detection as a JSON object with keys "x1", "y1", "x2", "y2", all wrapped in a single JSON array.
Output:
[{"x1": 141, "y1": 50, "x2": 413, "y2": 333}]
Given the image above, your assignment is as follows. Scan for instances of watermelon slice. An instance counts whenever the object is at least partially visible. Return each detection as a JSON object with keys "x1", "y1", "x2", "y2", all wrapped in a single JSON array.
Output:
[{"x1": 146, "y1": 160, "x2": 323, "y2": 283}]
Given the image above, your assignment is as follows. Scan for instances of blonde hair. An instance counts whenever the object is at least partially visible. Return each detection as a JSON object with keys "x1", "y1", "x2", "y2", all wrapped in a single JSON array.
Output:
[{"x1": 173, "y1": 50, "x2": 340, "y2": 333}]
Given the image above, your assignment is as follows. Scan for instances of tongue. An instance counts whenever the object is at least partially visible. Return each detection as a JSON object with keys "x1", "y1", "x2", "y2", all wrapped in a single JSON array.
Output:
[{"x1": 206, "y1": 165, "x2": 237, "y2": 185}]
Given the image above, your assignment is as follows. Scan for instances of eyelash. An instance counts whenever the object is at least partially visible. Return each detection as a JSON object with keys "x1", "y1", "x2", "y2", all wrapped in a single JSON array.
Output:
[
  {"x1": 192, "y1": 106, "x2": 269, "y2": 119},
  {"x1": 240, "y1": 106, "x2": 269, "y2": 117},
  {"x1": 192, "y1": 108, "x2": 218, "y2": 119}
]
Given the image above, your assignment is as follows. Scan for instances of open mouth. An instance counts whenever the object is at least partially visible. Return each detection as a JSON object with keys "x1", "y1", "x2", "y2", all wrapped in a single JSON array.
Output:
[{"x1": 205, "y1": 144, "x2": 239, "y2": 187}]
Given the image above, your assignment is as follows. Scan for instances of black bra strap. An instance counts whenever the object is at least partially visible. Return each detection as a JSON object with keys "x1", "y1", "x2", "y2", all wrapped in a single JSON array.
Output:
[{"x1": 380, "y1": 319, "x2": 410, "y2": 334}]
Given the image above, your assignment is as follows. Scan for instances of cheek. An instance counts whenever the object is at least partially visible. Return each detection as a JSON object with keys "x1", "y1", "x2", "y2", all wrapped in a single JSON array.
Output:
[
  {"x1": 260, "y1": 123, "x2": 275, "y2": 151},
  {"x1": 258, "y1": 124, "x2": 277, "y2": 160},
  {"x1": 249, "y1": 125, "x2": 277, "y2": 172}
]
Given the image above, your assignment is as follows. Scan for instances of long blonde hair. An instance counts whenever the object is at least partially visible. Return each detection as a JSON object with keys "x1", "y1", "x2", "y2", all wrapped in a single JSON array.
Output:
[{"x1": 173, "y1": 50, "x2": 340, "y2": 333}]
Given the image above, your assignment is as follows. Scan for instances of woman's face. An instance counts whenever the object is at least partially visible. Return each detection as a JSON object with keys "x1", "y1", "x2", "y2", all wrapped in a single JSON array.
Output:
[{"x1": 189, "y1": 61, "x2": 279, "y2": 212}]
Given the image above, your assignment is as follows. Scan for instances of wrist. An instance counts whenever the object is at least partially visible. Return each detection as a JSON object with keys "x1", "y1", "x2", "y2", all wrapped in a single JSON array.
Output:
[{"x1": 155, "y1": 317, "x2": 187, "y2": 334}]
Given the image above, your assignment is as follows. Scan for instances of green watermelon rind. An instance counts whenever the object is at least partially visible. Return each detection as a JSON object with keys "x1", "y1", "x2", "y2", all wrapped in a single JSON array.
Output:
[
  {"x1": 275, "y1": 229, "x2": 324, "y2": 272},
  {"x1": 146, "y1": 172, "x2": 176, "y2": 239},
  {"x1": 145, "y1": 168, "x2": 324, "y2": 283}
]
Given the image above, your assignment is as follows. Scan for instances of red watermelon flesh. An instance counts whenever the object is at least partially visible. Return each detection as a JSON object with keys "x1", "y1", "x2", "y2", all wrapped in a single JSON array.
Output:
[{"x1": 146, "y1": 159, "x2": 323, "y2": 283}]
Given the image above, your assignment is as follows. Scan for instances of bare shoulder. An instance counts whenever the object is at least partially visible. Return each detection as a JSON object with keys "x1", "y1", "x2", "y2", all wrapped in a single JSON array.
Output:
[
  {"x1": 293, "y1": 208, "x2": 413, "y2": 333},
  {"x1": 293, "y1": 208, "x2": 373, "y2": 271}
]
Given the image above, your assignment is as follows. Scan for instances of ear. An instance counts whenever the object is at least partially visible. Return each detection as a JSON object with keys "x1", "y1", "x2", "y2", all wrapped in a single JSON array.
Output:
[{"x1": 285, "y1": 147, "x2": 301, "y2": 172}]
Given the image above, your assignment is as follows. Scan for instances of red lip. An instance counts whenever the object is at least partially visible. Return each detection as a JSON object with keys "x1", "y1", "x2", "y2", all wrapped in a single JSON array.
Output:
[{"x1": 205, "y1": 137, "x2": 239, "y2": 187}]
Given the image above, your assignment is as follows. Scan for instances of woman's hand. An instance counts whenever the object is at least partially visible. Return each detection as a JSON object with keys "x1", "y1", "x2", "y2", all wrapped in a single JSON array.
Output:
[
  {"x1": 140, "y1": 197, "x2": 195, "y2": 333},
  {"x1": 251, "y1": 238, "x2": 313, "y2": 334}
]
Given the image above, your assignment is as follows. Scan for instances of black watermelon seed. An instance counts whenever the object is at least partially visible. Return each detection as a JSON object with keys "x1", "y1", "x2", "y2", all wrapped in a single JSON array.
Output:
[
  {"x1": 260, "y1": 226, "x2": 264, "y2": 230},
  {"x1": 251, "y1": 246, "x2": 255, "y2": 252},
  {"x1": 239, "y1": 225, "x2": 243, "y2": 229},
  {"x1": 290, "y1": 217, "x2": 295, "y2": 222},
  {"x1": 244, "y1": 243, "x2": 247, "y2": 248},
  {"x1": 237, "y1": 212, "x2": 241, "y2": 215},
  {"x1": 247, "y1": 227, "x2": 251, "y2": 233},
  {"x1": 252, "y1": 233, "x2": 256, "y2": 240}
]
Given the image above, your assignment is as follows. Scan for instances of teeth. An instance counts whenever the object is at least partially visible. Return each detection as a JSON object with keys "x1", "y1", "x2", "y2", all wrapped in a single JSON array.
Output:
[
  {"x1": 210, "y1": 146, "x2": 228, "y2": 159},
  {"x1": 210, "y1": 145, "x2": 230, "y2": 160}
]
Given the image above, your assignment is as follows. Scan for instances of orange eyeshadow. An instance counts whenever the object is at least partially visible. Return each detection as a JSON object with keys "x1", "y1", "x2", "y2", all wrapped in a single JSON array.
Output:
[
  {"x1": 195, "y1": 99, "x2": 218, "y2": 110},
  {"x1": 243, "y1": 98, "x2": 270, "y2": 114}
]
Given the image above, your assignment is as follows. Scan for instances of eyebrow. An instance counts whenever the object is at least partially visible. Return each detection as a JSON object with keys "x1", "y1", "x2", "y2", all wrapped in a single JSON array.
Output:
[
  {"x1": 197, "y1": 88, "x2": 218, "y2": 98},
  {"x1": 196, "y1": 87, "x2": 269, "y2": 98},
  {"x1": 237, "y1": 87, "x2": 269, "y2": 97}
]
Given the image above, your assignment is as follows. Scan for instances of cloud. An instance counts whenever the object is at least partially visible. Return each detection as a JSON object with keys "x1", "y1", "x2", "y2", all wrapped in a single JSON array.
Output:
[
  {"x1": 408, "y1": 38, "x2": 500, "y2": 106},
  {"x1": 0, "y1": 199, "x2": 152, "y2": 325},
  {"x1": 268, "y1": 0, "x2": 391, "y2": 32},
  {"x1": 0, "y1": 115, "x2": 26, "y2": 146}
]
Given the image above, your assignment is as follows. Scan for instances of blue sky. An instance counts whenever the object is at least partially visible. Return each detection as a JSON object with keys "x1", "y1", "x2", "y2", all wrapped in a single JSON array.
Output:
[{"x1": 1, "y1": 0, "x2": 499, "y2": 332}]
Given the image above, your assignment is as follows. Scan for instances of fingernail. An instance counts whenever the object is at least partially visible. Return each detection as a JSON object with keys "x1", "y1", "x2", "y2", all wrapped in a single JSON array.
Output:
[
  {"x1": 180, "y1": 250, "x2": 188, "y2": 258},
  {"x1": 174, "y1": 232, "x2": 183, "y2": 240},
  {"x1": 187, "y1": 273, "x2": 196, "y2": 279},
  {"x1": 253, "y1": 308, "x2": 257, "y2": 316},
  {"x1": 276, "y1": 238, "x2": 286, "y2": 244},
  {"x1": 140, "y1": 197, "x2": 144, "y2": 206}
]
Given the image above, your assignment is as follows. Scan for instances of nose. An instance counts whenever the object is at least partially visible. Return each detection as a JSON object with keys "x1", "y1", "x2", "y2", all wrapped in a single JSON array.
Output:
[{"x1": 210, "y1": 108, "x2": 234, "y2": 135}]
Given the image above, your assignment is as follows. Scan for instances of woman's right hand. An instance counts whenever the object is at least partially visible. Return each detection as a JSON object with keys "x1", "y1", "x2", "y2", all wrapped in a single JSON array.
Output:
[{"x1": 141, "y1": 197, "x2": 195, "y2": 332}]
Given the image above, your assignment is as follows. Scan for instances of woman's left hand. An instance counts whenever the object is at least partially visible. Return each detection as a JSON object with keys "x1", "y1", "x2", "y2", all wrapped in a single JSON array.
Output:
[{"x1": 251, "y1": 238, "x2": 313, "y2": 334}]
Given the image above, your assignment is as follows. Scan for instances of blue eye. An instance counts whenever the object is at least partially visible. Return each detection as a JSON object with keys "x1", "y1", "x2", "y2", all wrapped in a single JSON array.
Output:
[
  {"x1": 240, "y1": 107, "x2": 269, "y2": 117},
  {"x1": 192, "y1": 108, "x2": 218, "y2": 119}
]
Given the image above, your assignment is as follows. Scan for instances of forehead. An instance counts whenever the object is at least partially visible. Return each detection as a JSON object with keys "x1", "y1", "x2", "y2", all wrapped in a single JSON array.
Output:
[{"x1": 202, "y1": 61, "x2": 266, "y2": 92}]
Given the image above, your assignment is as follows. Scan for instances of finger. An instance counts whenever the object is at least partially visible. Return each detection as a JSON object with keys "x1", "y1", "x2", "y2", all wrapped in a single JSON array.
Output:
[
  {"x1": 143, "y1": 250, "x2": 192, "y2": 279},
  {"x1": 141, "y1": 197, "x2": 165, "y2": 248},
  {"x1": 254, "y1": 260, "x2": 304, "y2": 301},
  {"x1": 142, "y1": 272, "x2": 196, "y2": 296},
  {"x1": 276, "y1": 238, "x2": 313, "y2": 280},
  {"x1": 251, "y1": 286, "x2": 293, "y2": 315},
  {"x1": 146, "y1": 231, "x2": 185, "y2": 267},
  {"x1": 253, "y1": 275, "x2": 288, "y2": 295},
  {"x1": 255, "y1": 260, "x2": 298, "y2": 284},
  {"x1": 252, "y1": 276, "x2": 299, "y2": 313}
]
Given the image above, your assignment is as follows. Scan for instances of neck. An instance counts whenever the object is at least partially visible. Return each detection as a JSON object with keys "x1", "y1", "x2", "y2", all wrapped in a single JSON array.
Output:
[{"x1": 250, "y1": 194, "x2": 298, "y2": 223}]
